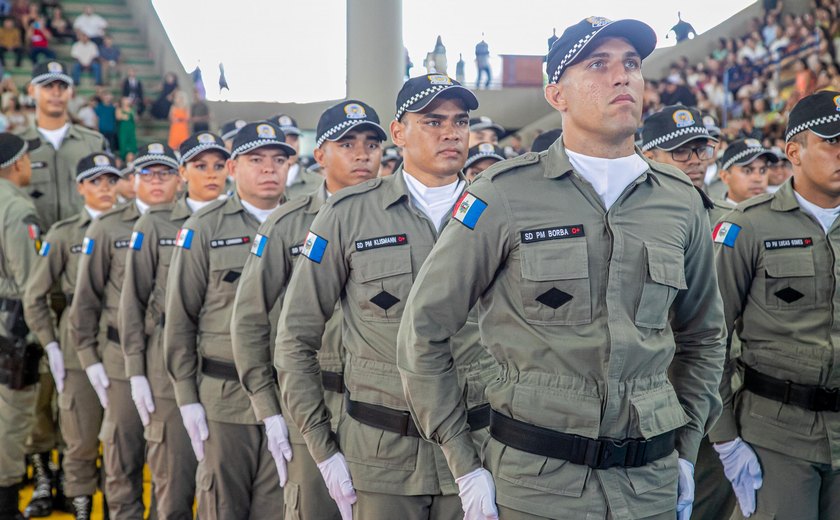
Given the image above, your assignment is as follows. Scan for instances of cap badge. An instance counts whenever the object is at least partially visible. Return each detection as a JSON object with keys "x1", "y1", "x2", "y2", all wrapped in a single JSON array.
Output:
[
  {"x1": 148, "y1": 143, "x2": 165, "y2": 154},
  {"x1": 344, "y1": 103, "x2": 366, "y2": 119},
  {"x1": 235, "y1": 120, "x2": 246, "y2": 129},
  {"x1": 586, "y1": 16, "x2": 612, "y2": 27},
  {"x1": 197, "y1": 133, "x2": 216, "y2": 144},
  {"x1": 278, "y1": 115, "x2": 293, "y2": 126},
  {"x1": 47, "y1": 62, "x2": 62, "y2": 73},
  {"x1": 257, "y1": 124, "x2": 276, "y2": 139},
  {"x1": 833, "y1": 95, "x2": 840, "y2": 112},
  {"x1": 745, "y1": 138, "x2": 762, "y2": 148},
  {"x1": 672, "y1": 109, "x2": 695, "y2": 128},
  {"x1": 702, "y1": 115, "x2": 715, "y2": 126},
  {"x1": 428, "y1": 74, "x2": 452, "y2": 86},
  {"x1": 478, "y1": 143, "x2": 495, "y2": 153},
  {"x1": 93, "y1": 155, "x2": 110, "y2": 166}
]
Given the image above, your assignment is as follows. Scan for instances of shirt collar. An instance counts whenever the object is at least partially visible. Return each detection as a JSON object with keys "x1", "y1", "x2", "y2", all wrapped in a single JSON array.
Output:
[
  {"x1": 769, "y1": 178, "x2": 801, "y2": 212},
  {"x1": 381, "y1": 167, "x2": 466, "y2": 210}
]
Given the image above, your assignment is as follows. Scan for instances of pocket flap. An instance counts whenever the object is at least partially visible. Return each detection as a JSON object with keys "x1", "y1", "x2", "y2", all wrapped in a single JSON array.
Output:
[
  {"x1": 197, "y1": 464, "x2": 214, "y2": 491},
  {"x1": 209, "y1": 248, "x2": 246, "y2": 272},
  {"x1": 765, "y1": 252, "x2": 815, "y2": 278},
  {"x1": 646, "y1": 244, "x2": 687, "y2": 290},
  {"x1": 144, "y1": 420, "x2": 164, "y2": 443},
  {"x1": 521, "y1": 240, "x2": 588, "y2": 282},
  {"x1": 57, "y1": 392, "x2": 74, "y2": 411},
  {"x1": 98, "y1": 420, "x2": 117, "y2": 443},
  {"x1": 351, "y1": 248, "x2": 412, "y2": 283},
  {"x1": 631, "y1": 386, "x2": 690, "y2": 438}
]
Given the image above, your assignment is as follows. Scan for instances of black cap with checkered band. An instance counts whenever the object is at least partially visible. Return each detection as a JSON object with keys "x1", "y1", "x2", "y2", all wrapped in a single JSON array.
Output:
[
  {"x1": 785, "y1": 90, "x2": 840, "y2": 142},
  {"x1": 720, "y1": 138, "x2": 779, "y2": 171},
  {"x1": 179, "y1": 132, "x2": 230, "y2": 165},
  {"x1": 395, "y1": 74, "x2": 479, "y2": 121},
  {"x1": 230, "y1": 122, "x2": 296, "y2": 160},
  {"x1": 31, "y1": 61, "x2": 73, "y2": 86},
  {"x1": 220, "y1": 119, "x2": 247, "y2": 141},
  {"x1": 0, "y1": 133, "x2": 40, "y2": 169},
  {"x1": 76, "y1": 152, "x2": 122, "y2": 182},
  {"x1": 464, "y1": 143, "x2": 505, "y2": 169},
  {"x1": 315, "y1": 100, "x2": 387, "y2": 148},
  {"x1": 271, "y1": 114, "x2": 302, "y2": 136},
  {"x1": 132, "y1": 142, "x2": 180, "y2": 171},
  {"x1": 641, "y1": 105, "x2": 717, "y2": 152}
]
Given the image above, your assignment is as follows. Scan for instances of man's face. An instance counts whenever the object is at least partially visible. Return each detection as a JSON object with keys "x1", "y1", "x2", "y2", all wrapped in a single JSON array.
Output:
[
  {"x1": 314, "y1": 129, "x2": 382, "y2": 193},
  {"x1": 180, "y1": 150, "x2": 227, "y2": 202},
  {"x1": 117, "y1": 173, "x2": 136, "y2": 200},
  {"x1": 230, "y1": 146, "x2": 289, "y2": 206},
  {"x1": 77, "y1": 173, "x2": 118, "y2": 211},
  {"x1": 465, "y1": 157, "x2": 500, "y2": 182},
  {"x1": 546, "y1": 37, "x2": 644, "y2": 145},
  {"x1": 788, "y1": 132, "x2": 840, "y2": 198},
  {"x1": 721, "y1": 158, "x2": 770, "y2": 203},
  {"x1": 391, "y1": 96, "x2": 470, "y2": 179},
  {"x1": 469, "y1": 128, "x2": 499, "y2": 147},
  {"x1": 30, "y1": 81, "x2": 71, "y2": 119},
  {"x1": 134, "y1": 163, "x2": 182, "y2": 205},
  {"x1": 379, "y1": 159, "x2": 399, "y2": 177},
  {"x1": 647, "y1": 139, "x2": 713, "y2": 188}
]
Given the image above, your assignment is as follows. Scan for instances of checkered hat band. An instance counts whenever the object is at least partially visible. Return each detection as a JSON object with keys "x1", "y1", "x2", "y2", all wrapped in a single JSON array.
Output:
[
  {"x1": 550, "y1": 27, "x2": 604, "y2": 83},
  {"x1": 76, "y1": 165, "x2": 121, "y2": 182},
  {"x1": 230, "y1": 139, "x2": 288, "y2": 159},
  {"x1": 221, "y1": 129, "x2": 239, "y2": 141},
  {"x1": 722, "y1": 147, "x2": 768, "y2": 171},
  {"x1": 133, "y1": 154, "x2": 180, "y2": 170},
  {"x1": 31, "y1": 72, "x2": 73, "y2": 86},
  {"x1": 316, "y1": 120, "x2": 380, "y2": 148},
  {"x1": 465, "y1": 152, "x2": 505, "y2": 168},
  {"x1": 785, "y1": 114, "x2": 840, "y2": 141},
  {"x1": 395, "y1": 85, "x2": 448, "y2": 120},
  {"x1": 641, "y1": 127, "x2": 710, "y2": 151},
  {"x1": 0, "y1": 142, "x2": 28, "y2": 169},
  {"x1": 180, "y1": 143, "x2": 229, "y2": 165}
]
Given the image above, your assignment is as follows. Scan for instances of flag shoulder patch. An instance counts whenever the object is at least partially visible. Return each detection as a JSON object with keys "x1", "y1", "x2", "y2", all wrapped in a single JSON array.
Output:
[
  {"x1": 452, "y1": 192, "x2": 488, "y2": 230},
  {"x1": 301, "y1": 231, "x2": 328, "y2": 263},
  {"x1": 713, "y1": 222, "x2": 742, "y2": 247},
  {"x1": 251, "y1": 233, "x2": 268, "y2": 257}
]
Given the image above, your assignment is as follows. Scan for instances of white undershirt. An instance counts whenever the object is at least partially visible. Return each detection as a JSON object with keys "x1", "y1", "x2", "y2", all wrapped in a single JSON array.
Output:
[
  {"x1": 186, "y1": 197, "x2": 215, "y2": 213},
  {"x1": 565, "y1": 149, "x2": 649, "y2": 210},
  {"x1": 135, "y1": 199, "x2": 149, "y2": 215},
  {"x1": 286, "y1": 163, "x2": 301, "y2": 186},
  {"x1": 402, "y1": 170, "x2": 464, "y2": 230},
  {"x1": 85, "y1": 205, "x2": 103, "y2": 219},
  {"x1": 241, "y1": 198, "x2": 277, "y2": 224},
  {"x1": 725, "y1": 196, "x2": 738, "y2": 206},
  {"x1": 38, "y1": 124, "x2": 70, "y2": 150},
  {"x1": 793, "y1": 190, "x2": 840, "y2": 233}
]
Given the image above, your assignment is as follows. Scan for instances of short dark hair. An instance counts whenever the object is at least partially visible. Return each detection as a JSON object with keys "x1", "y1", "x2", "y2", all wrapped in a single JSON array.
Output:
[{"x1": 789, "y1": 132, "x2": 808, "y2": 148}]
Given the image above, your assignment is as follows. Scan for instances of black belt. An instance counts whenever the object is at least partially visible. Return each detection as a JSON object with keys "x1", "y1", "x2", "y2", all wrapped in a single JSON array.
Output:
[
  {"x1": 159, "y1": 313, "x2": 165, "y2": 328},
  {"x1": 489, "y1": 410, "x2": 675, "y2": 470},
  {"x1": 106, "y1": 326, "x2": 120, "y2": 344},
  {"x1": 743, "y1": 365, "x2": 840, "y2": 412},
  {"x1": 321, "y1": 371, "x2": 344, "y2": 393},
  {"x1": 65, "y1": 294, "x2": 73, "y2": 306},
  {"x1": 0, "y1": 298, "x2": 21, "y2": 313},
  {"x1": 346, "y1": 398, "x2": 491, "y2": 438},
  {"x1": 201, "y1": 356, "x2": 278, "y2": 382}
]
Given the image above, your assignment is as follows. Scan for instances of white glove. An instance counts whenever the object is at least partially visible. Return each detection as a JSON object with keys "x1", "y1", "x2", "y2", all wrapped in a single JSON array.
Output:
[
  {"x1": 44, "y1": 342, "x2": 65, "y2": 393},
  {"x1": 180, "y1": 403, "x2": 209, "y2": 462},
  {"x1": 714, "y1": 437, "x2": 763, "y2": 517},
  {"x1": 84, "y1": 362, "x2": 110, "y2": 408},
  {"x1": 129, "y1": 375, "x2": 156, "y2": 427},
  {"x1": 316, "y1": 452, "x2": 356, "y2": 520},
  {"x1": 263, "y1": 414, "x2": 293, "y2": 486},
  {"x1": 676, "y1": 458, "x2": 695, "y2": 520},
  {"x1": 455, "y1": 467, "x2": 499, "y2": 520}
]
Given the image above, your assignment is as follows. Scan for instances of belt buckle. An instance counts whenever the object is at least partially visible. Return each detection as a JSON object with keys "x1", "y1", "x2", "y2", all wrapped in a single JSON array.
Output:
[
  {"x1": 590, "y1": 437, "x2": 648, "y2": 469},
  {"x1": 398, "y1": 410, "x2": 412, "y2": 437}
]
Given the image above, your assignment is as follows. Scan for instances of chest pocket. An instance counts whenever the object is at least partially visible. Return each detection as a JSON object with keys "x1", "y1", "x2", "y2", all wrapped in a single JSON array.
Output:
[
  {"x1": 519, "y1": 239, "x2": 591, "y2": 325},
  {"x1": 763, "y1": 251, "x2": 816, "y2": 310},
  {"x1": 349, "y1": 247, "x2": 413, "y2": 323},
  {"x1": 635, "y1": 243, "x2": 687, "y2": 330},
  {"x1": 209, "y1": 247, "x2": 246, "y2": 295}
]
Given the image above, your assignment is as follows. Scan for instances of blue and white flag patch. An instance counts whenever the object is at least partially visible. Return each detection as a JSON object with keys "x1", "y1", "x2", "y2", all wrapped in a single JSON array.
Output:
[
  {"x1": 713, "y1": 222, "x2": 741, "y2": 247},
  {"x1": 301, "y1": 231, "x2": 327, "y2": 263},
  {"x1": 452, "y1": 192, "x2": 488, "y2": 230},
  {"x1": 38, "y1": 242, "x2": 50, "y2": 257},
  {"x1": 176, "y1": 228, "x2": 194, "y2": 249},
  {"x1": 130, "y1": 231, "x2": 144, "y2": 250},
  {"x1": 82, "y1": 237, "x2": 95, "y2": 255},
  {"x1": 251, "y1": 233, "x2": 268, "y2": 257}
]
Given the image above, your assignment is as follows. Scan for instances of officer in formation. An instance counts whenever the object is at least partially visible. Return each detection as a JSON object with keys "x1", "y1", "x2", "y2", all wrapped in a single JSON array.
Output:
[
  {"x1": 380, "y1": 145, "x2": 403, "y2": 177},
  {"x1": 273, "y1": 114, "x2": 323, "y2": 199},
  {"x1": 710, "y1": 90, "x2": 840, "y2": 519},
  {"x1": 464, "y1": 143, "x2": 505, "y2": 181},
  {"x1": 712, "y1": 139, "x2": 778, "y2": 222},
  {"x1": 164, "y1": 122, "x2": 293, "y2": 518},
  {"x1": 275, "y1": 74, "x2": 496, "y2": 520},
  {"x1": 23, "y1": 152, "x2": 121, "y2": 519},
  {"x1": 396, "y1": 17, "x2": 725, "y2": 520},
  {"x1": 119, "y1": 133, "x2": 230, "y2": 518},
  {"x1": 0, "y1": 133, "x2": 43, "y2": 520},
  {"x1": 70, "y1": 143, "x2": 182, "y2": 519}
]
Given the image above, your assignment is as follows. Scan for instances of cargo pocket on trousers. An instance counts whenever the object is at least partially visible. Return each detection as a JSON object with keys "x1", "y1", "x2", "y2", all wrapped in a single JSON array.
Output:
[
  {"x1": 635, "y1": 243, "x2": 687, "y2": 329},
  {"x1": 519, "y1": 239, "x2": 592, "y2": 326},
  {"x1": 196, "y1": 463, "x2": 216, "y2": 511},
  {"x1": 57, "y1": 392, "x2": 81, "y2": 442},
  {"x1": 143, "y1": 420, "x2": 164, "y2": 446},
  {"x1": 98, "y1": 420, "x2": 117, "y2": 444},
  {"x1": 283, "y1": 481, "x2": 301, "y2": 520},
  {"x1": 497, "y1": 444, "x2": 589, "y2": 497}
]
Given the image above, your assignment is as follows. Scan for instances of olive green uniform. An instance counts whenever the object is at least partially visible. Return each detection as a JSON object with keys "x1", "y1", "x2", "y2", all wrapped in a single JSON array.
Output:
[
  {"x1": 275, "y1": 169, "x2": 495, "y2": 519},
  {"x1": 69, "y1": 201, "x2": 147, "y2": 519},
  {"x1": 396, "y1": 141, "x2": 727, "y2": 519},
  {"x1": 118, "y1": 197, "x2": 197, "y2": 520},
  {"x1": 0, "y1": 177, "x2": 42, "y2": 487},
  {"x1": 285, "y1": 164, "x2": 324, "y2": 200},
  {"x1": 164, "y1": 194, "x2": 283, "y2": 520},
  {"x1": 709, "y1": 199, "x2": 735, "y2": 227},
  {"x1": 710, "y1": 180, "x2": 840, "y2": 519},
  {"x1": 23, "y1": 209, "x2": 103, "y2": 498},
  {"x1": 231, "y1": 182, "x2": 342, "y2": 520}
]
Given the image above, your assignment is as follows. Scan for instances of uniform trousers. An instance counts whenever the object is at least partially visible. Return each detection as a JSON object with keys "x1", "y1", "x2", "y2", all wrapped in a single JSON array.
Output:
[
  {"x1": 100, "y1": 378, "x2": 146, "y2": 519},
  {"x1": 59, "y1": 369, "x2": 102, "y2": 497},
  {"x1": 353, "y1": 490, "x2": 461, "y2": 520},
  {"x1": 285, "y1": 438, "x2": 339, "y2": 520},
  {"x1": 146, "y1": 396, "x2": 196, "y2": 520},
  {"x1": 691, "y1": 437, "x2": 735, "y2": 520},
  {"x1": 0, "y1": 384, "x2": 37, "y2": 486}
]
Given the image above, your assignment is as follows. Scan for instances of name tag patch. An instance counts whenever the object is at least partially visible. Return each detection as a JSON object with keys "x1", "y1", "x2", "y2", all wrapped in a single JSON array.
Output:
[
  {"x1": 114, "y1": 239, "x2": 130, "y2": 249},
  {"x1": 210, "y1": 236, "x2": 250, "y2": 248},
  {"x1": 355, "y1": 234, "x2": 408, "y2": 252},
  {"x1": 289, "y1": 243, "x2": 303, "y2": 256},
  {"x1": 764, "y1": 237, "x2": 813, "y2": 250},
  {"x1": 521, "y1": 225, "x2": 585, "y2": 244},
  {"x1": 70, "y1": 244, "x2": 82, "y2": 254},
  {"x1": 159, "y1": 238, "x2": 176, "y2": 247}
]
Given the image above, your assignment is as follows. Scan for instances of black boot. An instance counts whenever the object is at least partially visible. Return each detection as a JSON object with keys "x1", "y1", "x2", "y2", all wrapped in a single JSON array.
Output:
[
  {"x1": 22, "y1": 452, "x2": 52, "y2": 517},
  {"x1": 52, "y1": 455, "x2": 71, "y2": 513},
  {"x1": 70, "y1": 495, "x2": 92, "y2": 520},
  {"x1": 0, "y1": 485, "x2": 24, "y2": 520}
]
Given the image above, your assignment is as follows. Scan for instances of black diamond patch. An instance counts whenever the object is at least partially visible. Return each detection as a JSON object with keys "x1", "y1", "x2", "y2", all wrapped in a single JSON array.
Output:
[
  {"x1": 370, "y1": 291, "x2": 399, "y2": 310},
  {"x1": 774, "y1": 287, "x2": 804, "y2": 303},
  {"x1": 30, "y1": 190, "x2": 43, "y2": 199},
  {"x1": 536, "y1": 288, "x2": 573, "y2": 309},
  {"x1": 222, "y1": 270, "x2": 241, "y2": 283}
]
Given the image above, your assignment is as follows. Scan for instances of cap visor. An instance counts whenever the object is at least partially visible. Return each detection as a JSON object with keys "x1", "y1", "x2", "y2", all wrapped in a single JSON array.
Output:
[
  {"x1": 406, "y1": 85, "x2": 479, "y2": 116},
  {"x1": 282, "y1": 127, "x2": 302, "y2": 136},
  {"x1": 77, "y1": 166, "x2": 123, "y2": 182},
  {"x1": 732, "y1": 150, "x2": 779, "y2": 167},
  {"x1": 656, "y1": 133, "x2": 718, "y2": 151},
  {"x1": 470, "y1": 122, "x2": 505, "y2": 137},
  {"x1": 180, "y1": 144, "x2": 231, "y2": 165},
  {"x1": 232, "y1": 141, "x2": 296, "y2": 159},
  {"x1": 809, "y1": 123, "x2": 840, "y2": 140},
  {"x1": 133, "y1": 157, "x2": 180, "y2": 170},
  {"x1": 26, "y1": 138, "x2": 41, "y2": 152},
  {"x1": 465, "y1": 154, "x2": 504, "y2": 169},
  {"x1": 326, "y1": 121, "x2": 388, "y2": 145},
  {"x1": 31, "y1": 73, "x2": 74, "y2": 87},
  {"x1": 569, "y1": 19, "x2": 657, "y2": 71}
]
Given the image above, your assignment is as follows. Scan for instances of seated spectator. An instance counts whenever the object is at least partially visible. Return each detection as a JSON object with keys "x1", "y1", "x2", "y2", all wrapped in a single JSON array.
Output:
[
  {"x1": 72, "y1": 4, "x2": 107, "y2": 46},
  {"x1": 47, "y1": 6, "x2": 74, "y2": 43},
  {"x1": 0, "y1": 18, "x2": 23, "y2": 68},
  {"x1": 71, "y1": 32, "x2": 101, "y2": 85},
  {"x1": 4, "y1": 97, "x2": 28, "y2": 131},
  {"x1": 75, "y1": 96, "x2": 98, "y2": 129},
  {"x1": 0, "y1": 75, "x2": 18, "y2": 108},
  {"x1": 150, "y1": 72, "x2": 177, "y2": 120},
  {"x1": 10, "y1": 0, "x2": 29, "y2": 21},
  {"x1": 94, "y1": 90, "x2": 117, "y2": 151},
  {"x1": 20, "y1": 1, "x2": 38, "y2": 27},
  {"x1": 99, "y1": 35, "x2": 120, "y2": 85},
  {"x1": 121, "y1": 66, "x2": 144, "y2": 115},
  {"x1": 26, "y1": 16, "x2": 55, "y2": 63}
]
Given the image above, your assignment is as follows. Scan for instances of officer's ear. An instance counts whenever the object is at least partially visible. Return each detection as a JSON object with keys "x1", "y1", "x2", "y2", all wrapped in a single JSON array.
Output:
[
  {"x1": 226, "y1": 158, "x2": 237, "y2": 180},
  {"x1": 642, "y1": 149, "x2": 656, "y2": 161},
  {"x1": 719, "y1": 167, "x2": 732, "y2": 186},
  {"x1": 785, "y1": 139, "x2": 803, "y2": 166},
  {"x1": 28, "y1": 83, "x2": 36, "y2": 98},
  {"x1": 313, "y1": 145, "x2": 326, "y2": 167},
  {"x1": 390, "y1": 119, "x2": 407, "y2": 148},
  {"x1": 544, "y1": 81, "x2": 568, "y2": 113},
  {"x1": 178, "y1": 164, "x2": 188, "y2": 183}
]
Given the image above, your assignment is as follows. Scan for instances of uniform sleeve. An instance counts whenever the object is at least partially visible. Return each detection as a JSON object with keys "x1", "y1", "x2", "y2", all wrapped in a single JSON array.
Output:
[
  {"x1": 275, "y1": 204, "x2": 346, "y2": 463},
  {"x1": 232, "y1": 221, "x2": 290, "y2": 421},
  {"x1": 707, "y1": 213, "x2": 755, "y2": 444},
  {"x1": 69, "y1": 220, "x2": 109, "y2": 368},
  {"x1": 24, "y1": 227, "x2": 63, "y2": 346},
  {"x1": 3, "y1": 206, "x2": 40, "y2": 295},
  {"x1": 163, "y1": 221, "x2": 208, "y2": 407},
  {"x1": 667, "y1": 192, "x2": 727, "y2": 463},
  {"x1": 397, "y1": 179, "x2": 511, "y2": 479},
  {"x1": 119, "y1": 218, "x2": 158, "y2": 378}
]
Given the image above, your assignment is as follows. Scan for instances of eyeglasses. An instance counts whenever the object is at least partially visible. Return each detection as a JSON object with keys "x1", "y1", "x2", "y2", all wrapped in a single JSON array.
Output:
[
  {"x1": 87, "y1": 176, "x2": 119, "y2": 186},
  {"x1": 137, "y1": 168, "x2": 178, "y2": 181},
  {"x1": 670, "y1": 145, "x2": 715, "y2": 163}
]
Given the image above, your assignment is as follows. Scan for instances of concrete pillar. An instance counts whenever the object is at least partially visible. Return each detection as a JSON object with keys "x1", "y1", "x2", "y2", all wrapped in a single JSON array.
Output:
[{"x1": 346, "y1": 0, "x2": 404, "y2": 128}]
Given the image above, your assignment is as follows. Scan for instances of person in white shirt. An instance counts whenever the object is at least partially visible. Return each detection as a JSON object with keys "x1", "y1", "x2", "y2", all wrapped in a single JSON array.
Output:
[
  {"x1": 72, "y1": 5, "x2": 107, "y2": 46},
  {"x1": 70, "y1": 33, "x2": 101, "y2": 86}
]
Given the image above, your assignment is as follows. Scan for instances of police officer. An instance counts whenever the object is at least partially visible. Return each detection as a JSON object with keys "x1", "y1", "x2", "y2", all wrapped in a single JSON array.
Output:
[
  {"x1": 119, "y1": 133, "x2": 229, "y2": 519},
  {"x1": 380, "y1": 146, "x2": 402, "y2": 177},
  {"x1": 464, "y1": 143, "x2": 505, "y2": 181},
  {"x1": 397, "y1": 17, "x2": 726, "y2": 520},
  {"x1": 273, "y1": 114, "x2": 323, "y2": 199},
  {"x1": 713, "y1": 139, "x2": 777, "y2": 222},
  {"x1": 164, "y1": 122, "x2": 292, "y2": 519},
  {"x1": 709, "y1": 90, "x2": 840, "y2": 519},
  {"x1": 24, "y1": 152, "x2": 120, "y2": 519},
  {"x1": 69, "y1": 143, "x2": 182, "y2": 519},
  {"x1": 232, "y1": 100, "x2": 387, "y2": 519},
  {"x1": 275, "y1": 74, "x2": 495, "y2": 520},
  {"x1": 220, "y1": 119, "x2": 247, "y2": 151},
  {"x1": 468, "y1": 116, "x2": 504, "y2": 146},
  {"x1": 0, "y1": 133, "x2": 43, "y2": 520}
]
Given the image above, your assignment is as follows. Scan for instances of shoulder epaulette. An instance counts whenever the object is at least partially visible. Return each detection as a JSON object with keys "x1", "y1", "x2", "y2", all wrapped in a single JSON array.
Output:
[
  {"x1": 50, "y1": 214, "x2": 81, "y2": 230},
  {"x1": 191, "y1": 198, "x2": 227, "y2": 220},
  {"x1": 99, "y1": 202, "x2": 131, "y2": 221},
  {"x1": 482, "y1": 151, "x2": 541, "y2": 181},
  {"x1": 74, "y1": 124, "x2": 105, "y2": 141},
  {"x1": 146, "y1": 204, "x2": 173, "y2": 214},
  {"x1": 735, "y1": 192, "x2": 773, "y2": 212},
  {"x1": 647, "y1": 159, "x2": 693, "y2": 188},
  {"x1": 268, "y1": 195, "x2": 310, "y2": 225},
  {"x1": 329, "y1": 177, "x2": 382, "y2": 206}
]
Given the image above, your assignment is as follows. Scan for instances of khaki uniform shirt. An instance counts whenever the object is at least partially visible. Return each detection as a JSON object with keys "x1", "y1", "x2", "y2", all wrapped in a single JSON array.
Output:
[
  {"x1": 285, "y1": 164, "x2": 324, "y2": 200},
  {"x1": 69, "y1": 201, "x2": 141, "y2": 380},
  {"x1": 275, "y1": 169, "x2": 495, "y2": 496},
  {"x1": 119, "y1": 197, "x2": 191, "y2": 398},
  {"x1": 0, "y1": 178, "x2": 41, "y2": 337},
  {"x1": 17, "y1": 124, "x2": 106, "y2": 230},
  {"x1": 397, "y1": 140, "x2": 726, "y2": 519},
  {"x1": 164, "y1": 194, "x2": 268, "y2": 425},
  {"x1": 710, "y1": 198, "x2": 735, "y2": 226},
  {"x1": 710, "y1": 179, "x2": 840, "y2": 468},
  {"x1": 24, "y1": 209, "x2": 92, "y2": 369},
  {"x1": 232, "y1": 182, "x2": 344, "y2": 439}
]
